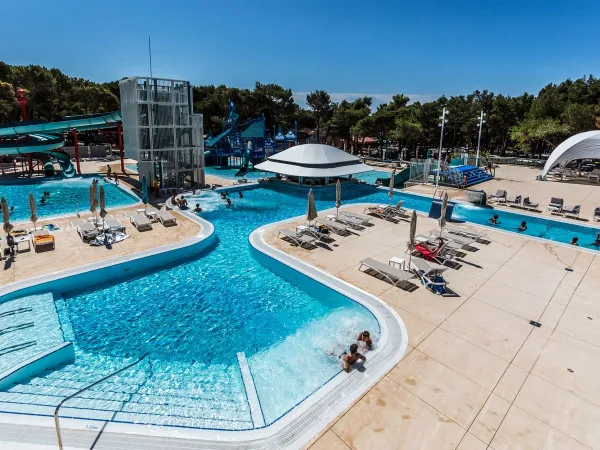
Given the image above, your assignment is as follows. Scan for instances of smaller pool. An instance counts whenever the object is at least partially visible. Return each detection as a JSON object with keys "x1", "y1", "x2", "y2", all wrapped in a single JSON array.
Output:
[
  {"x1": 354, "y1": 170, "x2": 392, "y2": 185},
  {"x1": 0, "y1": 176, "x2": 139, "y2": 222},
  {"x1": 204, "y1": 166, "x2": 273, "y2": 180}
]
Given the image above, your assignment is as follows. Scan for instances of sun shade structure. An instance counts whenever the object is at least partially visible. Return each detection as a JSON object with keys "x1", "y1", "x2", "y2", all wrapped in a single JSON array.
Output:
[
  {"x1": 541, "y1": 131, "x2": 600, "y2": 178},
  {"x1": 254, "y1": 144, "x2": 372, "y2": 178}
]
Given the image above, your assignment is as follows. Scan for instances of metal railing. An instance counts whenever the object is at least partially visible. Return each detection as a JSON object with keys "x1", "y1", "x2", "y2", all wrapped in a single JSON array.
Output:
[{"x1": 54, "y1": 353, "x2": 149, "y2": 450}]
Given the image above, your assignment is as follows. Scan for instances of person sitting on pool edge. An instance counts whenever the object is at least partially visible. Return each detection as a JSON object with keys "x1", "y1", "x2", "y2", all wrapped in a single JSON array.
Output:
[
  {"x1": 193, "y1": 203, "x2": 202, "y2": 213},
  {"x1": 571, "y1": 237, "x2": 579, "y2": 246},
  {"x1": 357, "y1": 330, "x2": 373, "y2": 350},
  {"x1": 489, "y1": 214, "x2": 499, "y2": 225},
  {"x1": 178, "y1": 196, "x2": 188, "y2": 209},
  {"x1": 342, "y1": 343, "x2": 366, "y2": 373},
  {"x1": 518, "y1": 221, "x2": 527, "y2": 231}
]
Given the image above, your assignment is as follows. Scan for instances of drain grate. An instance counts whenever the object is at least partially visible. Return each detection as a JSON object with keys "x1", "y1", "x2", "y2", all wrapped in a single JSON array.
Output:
[{"x1": 529, "y1": 320, "x2": 542, "y2": 327}]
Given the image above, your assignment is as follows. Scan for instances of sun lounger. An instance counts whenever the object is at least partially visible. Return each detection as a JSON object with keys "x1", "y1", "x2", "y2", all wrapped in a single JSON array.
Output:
[
  {"x1": 522, "y1": 197, "x2": 540, "y2": 211},
  {"x1": 129, "y1": 213, "x2": 153, "y2": 231},
  {"x1": 157, "y1": 210, "x2": 177, "y2": 226},
  {"x1": 562, "y1": 204, "x2": 581, "y2": 218},
  {"x1": 359, "y1": 258, "x2": 414, "y2": 286},
  {"x1": 278, "y1": 228, "x2": 317, "y2": 248},
  {"x1": 443, "y1": 225, "x2": 487, "y2": 239},
  {"x1": 326, "y1": 214, "x2": 363, "y2": 227},
  {"x1": 74, "y1": 220, "x2": 100, "y2": 241},
  {"x1": 364, "y1": 206, "x2": 397, "y2": 221},
  {"x1": 506, "y1": 194, "x2": 522, "y2": 207},
  {"x1": 427, "y1": 229, "x2": 475, "y2": 246},
  {"x1": 316, "y1": 218, "x2": 349, "y2": 235},
  {"x1": 488, "y1": 190, "x2": 506, "y2": 203},
  {"x1": 31, "y1": 231, "x2": 55, "y2": 250},
  {"x1": 340, "y1": 211, "x2": 373, "y2": 224},
  {"x1": 410, "y1": 258, "x2": 448, "y2": 291},
  {"x1": 103, "y1": 215, "x2": 126, "y2": 232},
  {"x1": 548, "y1": 197, "x2": 564, "y2": 213},
  {"x1": 594, "y1": 207, "x2": 600, "y2": 222}
]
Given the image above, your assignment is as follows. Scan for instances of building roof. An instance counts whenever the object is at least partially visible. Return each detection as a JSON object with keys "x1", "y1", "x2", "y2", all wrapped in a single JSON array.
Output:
[
  {"x1": 541, "y1": 131, "x2": 600, "y2": 177},
  {"x1": 254, "y1": 144, "x2": 373, "y2": 177}
]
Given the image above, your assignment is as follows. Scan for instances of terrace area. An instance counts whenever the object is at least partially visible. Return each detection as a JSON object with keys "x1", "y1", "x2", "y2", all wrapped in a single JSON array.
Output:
[{"x1": 263, "y1": 204, "x2": 600, "y2": 450}]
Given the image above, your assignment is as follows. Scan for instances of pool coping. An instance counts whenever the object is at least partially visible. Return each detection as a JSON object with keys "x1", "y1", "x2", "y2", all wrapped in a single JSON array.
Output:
[{"x1": 1, "y1": 175, "x2": 143, "y2": 226}]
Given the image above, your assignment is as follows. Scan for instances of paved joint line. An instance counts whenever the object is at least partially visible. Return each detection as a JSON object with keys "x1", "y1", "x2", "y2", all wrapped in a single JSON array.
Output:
[{"x1": 483, "y1": 251, "x2": 597, "y2": 449}]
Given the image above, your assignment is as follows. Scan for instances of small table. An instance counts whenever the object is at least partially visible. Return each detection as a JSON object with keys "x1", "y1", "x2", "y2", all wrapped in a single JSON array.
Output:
[
  {"x1": 13, "y1": 235, "x2": 31, "y2": 252},
  {"x1": 389, "y1": 256, "x2": 406, "y2": 270},
  {"x1": 137, "y1": 208, "x2": 158, "y2": 222}
]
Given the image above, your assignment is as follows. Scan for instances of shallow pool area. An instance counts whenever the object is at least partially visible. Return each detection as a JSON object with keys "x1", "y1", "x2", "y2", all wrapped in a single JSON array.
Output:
[
  {"x1": 0, "y1": 177, "x2": 139, "y2": 222},
  {"x1": 204, "y1": 166, "x2": 274, "y2": 180}
]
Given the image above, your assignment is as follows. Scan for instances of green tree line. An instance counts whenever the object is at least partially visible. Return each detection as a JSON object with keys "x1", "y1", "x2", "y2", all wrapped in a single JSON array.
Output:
[{"x1": 1, "y1": 61, "x2": 599, "y2": 156}]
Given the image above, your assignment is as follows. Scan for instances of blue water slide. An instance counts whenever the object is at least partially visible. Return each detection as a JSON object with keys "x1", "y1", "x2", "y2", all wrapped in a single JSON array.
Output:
[{"x1": 0, "y1": 111, "x2": 122, "y2": 138}]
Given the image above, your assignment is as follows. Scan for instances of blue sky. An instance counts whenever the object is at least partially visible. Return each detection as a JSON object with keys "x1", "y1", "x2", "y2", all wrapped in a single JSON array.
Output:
[{"x1": 1, "y1": 0, "x2": 599, "y2": 107}]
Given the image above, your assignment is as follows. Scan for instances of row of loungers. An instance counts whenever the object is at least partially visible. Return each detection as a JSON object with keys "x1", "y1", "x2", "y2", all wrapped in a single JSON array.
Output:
[{"x1": 489, "y1": 190, "x2": 600, "y2": 220}]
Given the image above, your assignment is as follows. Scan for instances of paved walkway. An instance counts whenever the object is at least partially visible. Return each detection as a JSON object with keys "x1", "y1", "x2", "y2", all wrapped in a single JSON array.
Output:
[
  {"x1": 264, "y1": 205, "x2": 600, "y2": 450},
  {"x1": 1, "y1": 208, "x2": 200, "y2": 286}
]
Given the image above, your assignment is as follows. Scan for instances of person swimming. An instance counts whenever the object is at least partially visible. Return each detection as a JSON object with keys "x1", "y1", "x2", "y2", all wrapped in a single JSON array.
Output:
[
  {"x1": 239, "y1": 191, "x2": 244, "y2": 198},
  {"x1": 518, "y1": 221, "x2": 527, "y2": 231},
  {"x1": 40, "y1": 196, "x2": 47, "y2": 205},
  {"x1": 225, "y1": 198, "x2": 232, "y2": 208},
  {"x1": 342, "y1": 343, "x2": 366, "y2": 373},
  {"x1": 357, "y1": 331, "x2": 373, "y2": 350},
  {"x1": 193, "y1": 203, "x2": 202, "y2": 213},
  {"x1": 594, "y1": 233, "x2": 600, "y2": 246},
  {"x1": 571, "y1": 237, "x2": 579, "y2": 246},
  {"x1": 489, "y1": 214, "x2": 499, "y2": 225}
]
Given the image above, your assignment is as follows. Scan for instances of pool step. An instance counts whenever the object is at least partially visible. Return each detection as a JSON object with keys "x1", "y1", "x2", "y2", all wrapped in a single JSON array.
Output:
[
  {"x1": 0, "y1": 355, "x2": 254, "y2": 430},
  {"x1": 0, "y1": 292, "x2": 65, "y2": 374}
]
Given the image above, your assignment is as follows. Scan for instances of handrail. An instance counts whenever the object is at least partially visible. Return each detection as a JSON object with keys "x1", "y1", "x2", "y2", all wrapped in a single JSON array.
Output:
[{"x1": 54, "y1": 353, "x2": 149, "y2": 450}]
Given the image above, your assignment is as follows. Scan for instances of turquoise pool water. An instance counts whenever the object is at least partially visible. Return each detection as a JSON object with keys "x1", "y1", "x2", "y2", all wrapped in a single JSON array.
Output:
[
  {"x1": 354, "y1": 170, "x2": 392, "y2": 184},
  {"x1": 204, "y1": 166, "x2": 274, "y2": 180},
  {"x1": 60, "y1": 184, "x2": 385, "y2": 428},
  {"x1": 0, "y1": 177, "x2": 139, "y2": 222}
]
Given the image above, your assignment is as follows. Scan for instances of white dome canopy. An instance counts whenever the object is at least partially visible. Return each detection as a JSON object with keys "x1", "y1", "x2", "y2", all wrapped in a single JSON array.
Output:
[
  {"x1": 541, "y1": 131, "x2": 600, "y2": 178},
  {"x1": 255, "y1": 144, "x2": 373, "y2": 178}
]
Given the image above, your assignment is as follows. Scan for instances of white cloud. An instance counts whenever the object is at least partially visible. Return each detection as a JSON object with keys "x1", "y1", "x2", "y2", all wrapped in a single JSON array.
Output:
[{"x1": 293, "y1": 92, "x2": 439, "y2": 109}]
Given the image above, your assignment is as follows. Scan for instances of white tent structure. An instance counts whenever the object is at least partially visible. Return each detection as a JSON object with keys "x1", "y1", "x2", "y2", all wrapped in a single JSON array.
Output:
[
  {"x1": 541, "y1": 131, "x2": 600, "y2": 178},
  {"x1": 255, "y1": 144, "x2": 372, "y2": 181}
]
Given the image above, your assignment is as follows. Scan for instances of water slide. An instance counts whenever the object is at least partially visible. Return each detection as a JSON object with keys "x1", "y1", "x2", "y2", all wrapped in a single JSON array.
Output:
[{"x1": 0, "y1": 111, "x2": 122, "y2": 177}]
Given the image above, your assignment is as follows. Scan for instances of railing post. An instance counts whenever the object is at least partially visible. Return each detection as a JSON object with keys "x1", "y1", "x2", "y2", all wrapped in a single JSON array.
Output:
[{"x1": 54, "y1": 411, "x2": 64, "y2": 450}]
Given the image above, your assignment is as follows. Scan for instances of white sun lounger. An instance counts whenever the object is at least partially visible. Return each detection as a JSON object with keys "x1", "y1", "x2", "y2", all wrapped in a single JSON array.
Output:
[
  {"x1": 326, "y1": 214, "x2": 363, "y2": 227},
  {"x1": 129, "y1": 213, "x2": 153, "y2": 231},
  {"x1": 104, "y1": 215, "x2": 125, "y2": 232},
  {"x1": 278, "y1": 228, "x2": 317, "y2": 248},
  {"x1": 72, "y1": 219, "x2": 100, "y2": 241},
  {"x1": 427, "y1": 229, "x2": 476, "y2": 246},
  {"x1": 444, "y1": 225, "x2": 487, "y2": 239},
  {"x1": 410, "y1": 258, "x2": 448, "y2": 291},
  {"x1": 359, "y1": 258, "x2": 414, "y2": 286},
  {"x1": 364, "y1": 205, "x2": 398, "y2": 220},
  {"x1": 594, "y1": 207, "x2": 600, "y2": 222},
  {"x1": 157, "y1": 210, "x2": 177, "y2": 226},
  {"x1": 340, "y1": 211, "x2": 373, "y2": 224},
  {"x1": 316, "y1": 218, "x2": 349, "y2": 235}
]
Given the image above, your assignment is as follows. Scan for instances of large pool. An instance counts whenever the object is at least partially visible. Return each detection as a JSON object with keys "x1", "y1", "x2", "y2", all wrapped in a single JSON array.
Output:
[
  {"x1": 204, "y1": 166, "x2": 274, "y2": 180},
  {"x1": 0, "y1": 177, "x2": 139, "y2": 222},
  {"x1": 58, "y1": 184, "x2": 387, "y2": 429}
]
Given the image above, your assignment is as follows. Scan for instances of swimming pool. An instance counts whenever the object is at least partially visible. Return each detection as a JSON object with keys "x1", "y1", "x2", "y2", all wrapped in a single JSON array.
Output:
[
  {"x1": 204, "y1": 166, "x2": 274, "y2": 180},
  {"x1": 0, "y1": 177, "x2": 139, "y2": 222},
  {"x1": 353, "y1": 170, "x2": 392, "y2": 184},
  {"x1": 125, "y1": 163, "x2": 138, "y2": 173}
]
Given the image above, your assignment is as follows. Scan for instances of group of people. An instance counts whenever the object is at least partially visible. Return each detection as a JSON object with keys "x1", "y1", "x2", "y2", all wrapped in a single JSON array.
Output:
[
  {"x1": 220, "y1": 190, "x2": 244, "y2": 208},
  {"x1": 488, "y1": 215, "x2": 600, "y2": 247},
  {"x1": 40, "y1": 191, "x2": 51, "y2": 204},
  {"x1": 338, "y1": 331, "x2": 373, "y2": 373},
  {"x1": 170, "y1": 193, "x2": 188, "y2": 209}
]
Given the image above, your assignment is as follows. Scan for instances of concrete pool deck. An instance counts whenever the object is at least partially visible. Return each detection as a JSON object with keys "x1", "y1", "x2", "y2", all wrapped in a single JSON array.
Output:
[
  {"x1": 263, "y1": 205, "x2": 600, "y2": 450},
  {"x1": 0, "y1": 207, "x2": 200, "y2": 287}
]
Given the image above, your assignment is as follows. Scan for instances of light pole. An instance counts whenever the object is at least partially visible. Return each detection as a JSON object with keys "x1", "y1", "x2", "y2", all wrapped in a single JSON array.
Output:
[
  {"x1": 475, "y1": 110, "x2": 486, "y2": 167},
  {"x1": 436, "y1": 107, "x2": 449, "y2": 186}
]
